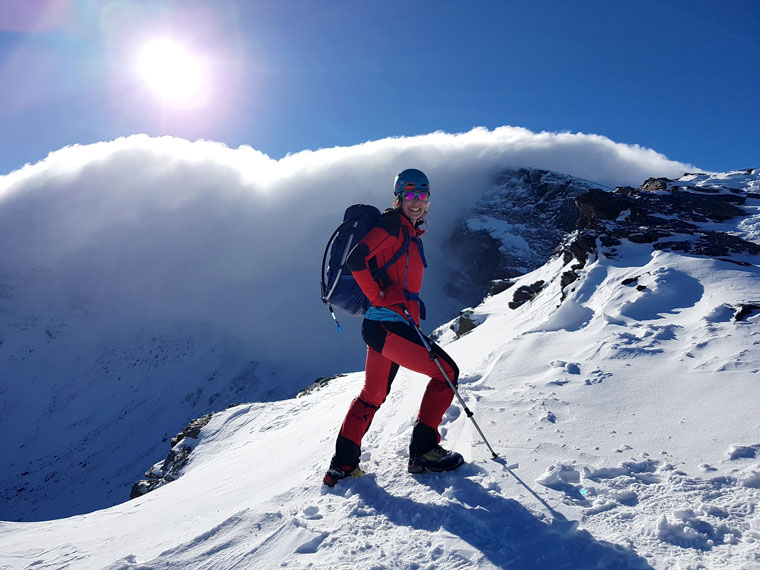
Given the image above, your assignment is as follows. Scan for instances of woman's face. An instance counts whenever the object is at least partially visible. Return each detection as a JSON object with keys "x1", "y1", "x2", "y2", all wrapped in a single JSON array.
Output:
[{"x1": 400, "y1": 192, "x2": 429, "y2": 222}]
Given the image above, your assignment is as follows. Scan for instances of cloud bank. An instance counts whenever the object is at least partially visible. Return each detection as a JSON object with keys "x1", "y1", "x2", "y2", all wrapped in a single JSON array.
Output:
[{"x1": 0, "y1": 126, "x2": 700, "y2": 373}]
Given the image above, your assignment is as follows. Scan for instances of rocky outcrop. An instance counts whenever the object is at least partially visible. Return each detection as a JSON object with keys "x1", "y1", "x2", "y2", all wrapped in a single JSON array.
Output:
[
  {"x1": 295, "y1": 373, "x2": 347, "y2": 398},
  {"x1": 130, "y1": 413, "x2": 215, "y2": 499},
  {"x1": 572, "y1": 174, "x2": 759, "y2": 259},
  {"x1": 445, "y1": 169, "x2": 608, "y2": 306},
  {"x1": 735, "y1": 303, "x2": 760, "y2": 322},
  {"x1": 487, "y1": 278, "x2": 513, "y2": 297},
  {"x1": 503, "y1": 169, "x2": 759, "y2": 309},
  {"x1": 447, "y1": 308, "x2": 487, "y2": 338},
  {"x1": 508, "y1": 281, "x2": 546, "y2": 309}
]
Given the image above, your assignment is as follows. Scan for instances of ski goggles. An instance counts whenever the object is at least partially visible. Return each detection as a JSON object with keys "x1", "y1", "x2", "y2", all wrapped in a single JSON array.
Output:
[{"x1": 398, "y1": 190, "x2": 430, "y2": 202}]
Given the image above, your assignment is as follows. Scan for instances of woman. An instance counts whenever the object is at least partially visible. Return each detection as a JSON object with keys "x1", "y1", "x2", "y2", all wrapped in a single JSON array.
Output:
[{"x1": 324, "y1": 168, "x2": 463, "y2": 487}]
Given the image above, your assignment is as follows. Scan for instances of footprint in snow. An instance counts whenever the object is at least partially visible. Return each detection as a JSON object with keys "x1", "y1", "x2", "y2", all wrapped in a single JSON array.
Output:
[
  {"x1": 726, "y1": 443, "x2": 760, "y2": 460},
  {"x1": 441, "y1": 405, "x2": 461, "y2": 424},
  {"x1": 584, "y1": 369, "x2": 612, "y2": 385},
  {"x1": 458, "y1": 374, "x2": 482, "y2": 385},
  {"x1": 302, "y1": 506, "x2": 322, "y2": 520},
  {"x1": 550, "y1": 360, "x2": 581, "y2": 375},
  {"x1": 294, "y1": 531, "x2": 329, "y2": 554}
]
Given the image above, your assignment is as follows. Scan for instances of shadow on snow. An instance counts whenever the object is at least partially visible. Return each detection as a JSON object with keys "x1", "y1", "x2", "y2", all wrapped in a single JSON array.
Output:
[{"x1": 353, "y1": 471, "x2": 653, "y2": 570}]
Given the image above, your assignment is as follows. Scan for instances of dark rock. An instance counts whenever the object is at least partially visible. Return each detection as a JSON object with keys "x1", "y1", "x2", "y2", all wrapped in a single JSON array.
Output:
[
  {"x1": 455, "y1": 310, "x2": 477, "y2": 336},
  {"x1": 131, "y1": 412, "x2": 216, "y2": 499},
  {"x1": 561, "y1": 270, "x2": 579, "y2": 289},
  {"x1": 487, "y1": 279, "x2": 513, "y2": 297},
  {"x1": 735, "y1": 304, "x2": 760, "y2": 322},
  {"x1": 295, "y1": 374, "x2": 346, "y2": 398},
  {"x1": 575, "y1": 189, "x2": 628, "y2": 220},
  {"x1": 615, "y1": 186, "x2": 638, "y2": 196},
  {"x1": 572, "y1": 177, "x2": 759, "y2": 259},
  {"x1": 170, "y1": 413, "x2": 214, "y2": 447},
  {"x1": 449, "y1": 308, "x2": 486, "y2": 338},
  {"x1": 654, "y1": 232, "x2": 760, "y2": 257},
  {"x1": 627, "y1": 229, "x2": 665, "y2": 244},
  {"x1": 445, "y1": 168, "x2": 605, "y2": 305},
  {"x1": 561, "y1": 234, "x2": 594, "y2": 265},
  {"x1": 668, "y1": 192, "x2": 746, "y2": 223},
  {"x1": 640, "y1": 178, "x2": 670, "y2": 192},
  {"x1": 130, "y1": 480, "x2": 160, "y2": 499},
  {"x1": 509, "y1": 280, "x2": 545, "y2": 309}
]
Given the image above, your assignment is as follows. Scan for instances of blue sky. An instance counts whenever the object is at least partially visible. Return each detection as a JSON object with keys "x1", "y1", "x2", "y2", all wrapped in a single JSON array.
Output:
[{"x1": 1, "y1": 0, "x2": 758, "y2": 176}]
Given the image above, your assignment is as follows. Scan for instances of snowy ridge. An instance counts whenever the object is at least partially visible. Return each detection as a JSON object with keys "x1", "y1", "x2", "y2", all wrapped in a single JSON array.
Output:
[{"x1": 1, "y1": 170, "x2": 758, "y2": 569}]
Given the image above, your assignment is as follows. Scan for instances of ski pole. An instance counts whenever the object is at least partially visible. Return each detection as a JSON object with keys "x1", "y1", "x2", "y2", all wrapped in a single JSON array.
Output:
[{"x1": 401, "y1": 307, "x2": 499, "y2": 459}]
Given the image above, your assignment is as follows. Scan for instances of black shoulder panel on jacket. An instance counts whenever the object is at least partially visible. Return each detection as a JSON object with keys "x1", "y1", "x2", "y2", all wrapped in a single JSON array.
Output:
[
  {"x1": 346, "y1": 242, "x2": 371, "y2": 272},
  {"x1": 376, "y1": 211, "x2": 402, "y2": 236}
]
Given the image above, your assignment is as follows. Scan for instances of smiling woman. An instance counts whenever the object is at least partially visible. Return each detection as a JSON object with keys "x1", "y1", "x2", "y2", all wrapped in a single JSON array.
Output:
[{"x1": 136, "y1": 38, "x2": 206, "y2": 106}]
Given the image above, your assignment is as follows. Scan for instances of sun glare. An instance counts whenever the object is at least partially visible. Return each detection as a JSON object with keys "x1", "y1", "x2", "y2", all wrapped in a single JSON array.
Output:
[{"x1": 137, "y1": 39, "x2": 205, "y2": 105}]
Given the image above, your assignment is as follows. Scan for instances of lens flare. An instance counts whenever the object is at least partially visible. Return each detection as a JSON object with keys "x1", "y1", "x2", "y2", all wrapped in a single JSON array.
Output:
[{"x1": 137, "y1": 39, "x2": 205, "y2": 105}]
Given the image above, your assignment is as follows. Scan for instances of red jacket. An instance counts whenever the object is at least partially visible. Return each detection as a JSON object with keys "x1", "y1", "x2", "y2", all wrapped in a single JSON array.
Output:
[{"x1": 346, "y1": 211, "x2": 426, "y2": 324}]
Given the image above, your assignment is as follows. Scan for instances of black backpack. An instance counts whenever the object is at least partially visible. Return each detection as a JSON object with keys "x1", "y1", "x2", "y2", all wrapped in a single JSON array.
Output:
[{"x1": 320, "y1": 204, "x2": 410, "y2": 331}]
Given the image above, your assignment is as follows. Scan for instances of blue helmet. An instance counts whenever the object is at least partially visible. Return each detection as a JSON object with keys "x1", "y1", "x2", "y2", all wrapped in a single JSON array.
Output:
[{"x1": 394, "y1": 168, "x2": 429, "y2": 196}]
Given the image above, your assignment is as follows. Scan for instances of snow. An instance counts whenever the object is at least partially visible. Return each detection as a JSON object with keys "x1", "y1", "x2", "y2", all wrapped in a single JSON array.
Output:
[
  {"x1": 1, "y1": 168, "x2": 759, "y2": 568},
  {"x1": 466, "y1": 217, "x2": 535, "y2": 256}
]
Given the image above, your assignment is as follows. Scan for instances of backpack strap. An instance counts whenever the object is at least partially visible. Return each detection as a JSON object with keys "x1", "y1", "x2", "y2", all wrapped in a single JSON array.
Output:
[
  {"x1": 382, "y1": 226, "x2": 411, "y2": 272},
  {"x1": 369, "y1": 226, "x2": 410, "y2": 287},
  {"x1": 404, "y1": 291, "x2": 427, "y2": 320},
  {"x1": 404, "y1": 232, "x2": 427, "y2": 319},
  {"x1": 411, "y1": 235, "x2": 427, "y2": 268}
]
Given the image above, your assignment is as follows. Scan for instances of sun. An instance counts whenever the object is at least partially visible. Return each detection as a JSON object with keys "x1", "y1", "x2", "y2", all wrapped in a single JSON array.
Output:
[{"x1": 137, "y1": 38, "x2": 206, "y2": 105}]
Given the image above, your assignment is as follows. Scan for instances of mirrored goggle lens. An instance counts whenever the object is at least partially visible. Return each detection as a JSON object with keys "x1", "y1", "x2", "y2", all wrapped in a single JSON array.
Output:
[{"x1": 402, "y1": 191, "x2": 430, "y2": 202}]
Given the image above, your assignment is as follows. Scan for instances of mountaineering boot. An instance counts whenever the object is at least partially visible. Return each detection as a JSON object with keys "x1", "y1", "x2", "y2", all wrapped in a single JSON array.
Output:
[
  {"x1": 408, "y1": 445, "x2": 464, "y2": 474},
  {"x1": 323, "y1": 465, "x2": 365, "y2": 487}
]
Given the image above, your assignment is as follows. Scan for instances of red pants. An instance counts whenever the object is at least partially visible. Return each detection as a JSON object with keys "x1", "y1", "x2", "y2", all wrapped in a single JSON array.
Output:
[{"x1": 330, "y1": 319, "x2": 459, "y2": 471}]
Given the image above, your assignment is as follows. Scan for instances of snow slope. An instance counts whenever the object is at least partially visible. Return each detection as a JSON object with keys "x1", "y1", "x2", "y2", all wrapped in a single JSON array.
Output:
[{"x1": 1, "y1": 170, "x2": 758, "y2": 569}]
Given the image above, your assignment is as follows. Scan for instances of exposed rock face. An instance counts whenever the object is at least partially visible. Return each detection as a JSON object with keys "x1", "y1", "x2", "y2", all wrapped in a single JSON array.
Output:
[
  {"x1": 508, "y1": 281, "x2": 546, "y2": 309},
  {"x1": 440, "y1": 168, "x2": 758, "y2": 336},
  {"x1": 295, "y1": 374, "x2": 347, "y2": 398},
  {"x1": 573, "y1": 173, "x2": 759, "y2": 258},
  {"x1": 557, "y1": 170, "x2": 760, "y2": 294},
  {"x1": 447, "y1": 307, "x2": 487, "y2": 339},
  {"x1": 735, "y1": 303, "x2": 760, "y2": 322},
  {"x1": 130, "y1": 413, "x2": 215, "y2": 499},
  {"x1": 446, "y1": 169, "x2": 609, "y2": 306}
]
